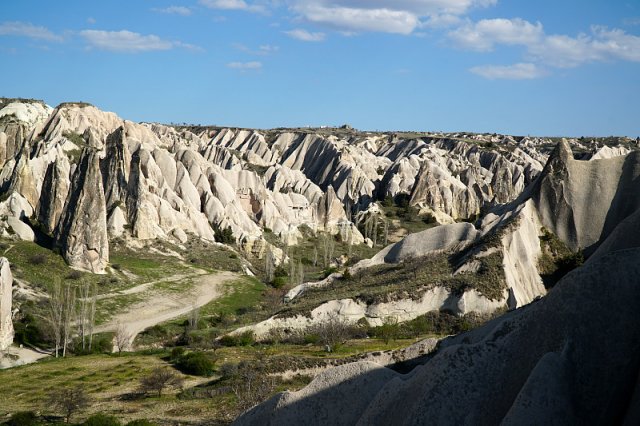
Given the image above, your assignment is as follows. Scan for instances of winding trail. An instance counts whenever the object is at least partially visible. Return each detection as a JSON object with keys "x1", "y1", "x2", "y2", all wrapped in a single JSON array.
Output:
[{"x1": 95, "y1": 270, "x2": 239, "y2": 351}]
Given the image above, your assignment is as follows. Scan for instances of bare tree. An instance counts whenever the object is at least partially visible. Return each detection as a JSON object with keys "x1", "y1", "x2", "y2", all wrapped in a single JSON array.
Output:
[
  {"x1": 296, "y1": 261, "x2": 305, "y2": 286},
  {"x1": 46, "y1": 279, "x2": 64, "y2": 358},
  {"x1": 114, "y1": 322, "x2": 131, "y2": 353},
  {"x1": 230, "y1": 361, "x2": 275, "y2": 411},
  {"x1": 139, "y1": 368, "x2": 184, "y2": 397},
  {"x1": 48, "y1": 386, "x2": 90, "y2": 423},
  {"x1": 62, "y1": 284, "x2": 76, "y2": 357},
  {"x1": 77, "y1": 280, "x2": 96, "y2": 352},
  {"x1": 265, "y1": 246, "x2": 275, "y2": 283},
  {"x1": 188, "y1": 298, "x2": 200, "y2": 331},
  {"x1": 383, "y1": 218, "x2": 389, "y2": 246},
  {"x1": 308, "y1": 314, "x2": 353, "y2": 352},
  {"x1": 321, "y1": 233, "x2": 335, "y2": 267}
]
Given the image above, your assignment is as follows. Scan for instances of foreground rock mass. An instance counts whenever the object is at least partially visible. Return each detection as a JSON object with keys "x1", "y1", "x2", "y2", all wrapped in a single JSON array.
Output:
[
  {"x1": 0, "y1": 257, "x2": 13, "y2": 351},
  {"x1": 235, "y1": 248, "x2": 640, "y2": 425}
]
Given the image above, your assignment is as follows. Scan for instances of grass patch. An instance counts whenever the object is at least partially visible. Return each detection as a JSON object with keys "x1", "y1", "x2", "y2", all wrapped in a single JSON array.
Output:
[{"x1": 278, "y1": 250, "x2": 506, "y2": 319}]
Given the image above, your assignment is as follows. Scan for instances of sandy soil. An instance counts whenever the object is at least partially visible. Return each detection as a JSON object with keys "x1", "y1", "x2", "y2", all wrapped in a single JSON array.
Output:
[
  {"x1": 0, "y1": 346, "x2": 50, "y2": 369},
  {"x1": 95, "y1": 270, "x2": 239, "y2": 351}
]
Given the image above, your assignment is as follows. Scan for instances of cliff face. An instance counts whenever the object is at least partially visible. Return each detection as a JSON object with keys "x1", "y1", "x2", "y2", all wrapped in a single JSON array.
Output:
[
  {"x1": 236, "y1": 248, "x2": 640, "y2": 426},
  {"x1": 236, "y1": 141, "x2": 640, "y2": 426},
  {"x1": 0, "y1": 257, "x2": 13, "y2": 351},
  {"x1": 0, "y1": 99, "x2": 634, "y2": 275},
  {"x1": 54, "y1": 148, "x2": 109, "y2": 273}
]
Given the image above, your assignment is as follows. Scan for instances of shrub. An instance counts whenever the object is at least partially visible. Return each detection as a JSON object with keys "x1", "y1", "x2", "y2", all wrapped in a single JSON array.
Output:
[
  {"x1": 126, "y1": 421, "x2": 157, "y2": 426},
  {"x1": 175, "y1": 352, "x2": 216, "y2": 377},
  {"x1": 214, "y1": 225, "x2": 235, "y2": 244},
  {"x1": 170, "y1": 347, "x2": 185, "y2": 362},
  {"x1": 28, "y1": 254, "x2": 47, "y2": 265},
  {"x1": 271, "y1": 276, "x2": 288, "y2": 289},
  {"x1": 83, "y1": 414, "x2": 121, "y2": 426},
  {"x1": 66, "y1": 270, "x2": 83, "y2": 280},
  {"x1": 219, "y1": 331, "x2": 254, "y2": 347},
  {"x1": 139, "y1": 368, "x2": 184, "y2": 397},
  {"x1": 4, "y1": 411, "x2": 39, "y2": 426}
]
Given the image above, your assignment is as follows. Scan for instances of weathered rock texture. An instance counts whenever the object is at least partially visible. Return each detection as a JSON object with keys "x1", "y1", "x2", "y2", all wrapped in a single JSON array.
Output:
[
  {"x1": 0, "y1": 257, "x2": 13, "y2": 351},
  {"x1": 235, "y1": 248, "x2": 640, "y2": 425},
  {"x1": 54, "y1": 148, "x2": 109, "y2": 273}
]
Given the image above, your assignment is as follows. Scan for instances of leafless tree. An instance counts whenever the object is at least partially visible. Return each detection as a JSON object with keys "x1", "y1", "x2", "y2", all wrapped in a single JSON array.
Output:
[
  {"x1": 188, "y1": 298, "x2": 200, "y2": 331},
  {"x1": 48, "y1": 386, "x2": 90, "y2": 423},
  {"x1": 139, "y1": 368, "x2": 184, "y2": 397},
  {"x1": 308, "y1": 314, "x2": 353, "y2": 352},
  {"x1": 77, "y1": 280, "x2": 96, "y2": 352},
  {"x1": 46, "y1": 279, "x2": 64, "y2": 357},
  {"x1": 62, "y1": 284, "x2": 76, "y2": 357},
  {"x1": 321, "y1": 233, "x2": 335, "y2": 267},
  {"x1": 230, "y1": 361, "x2": 275, "y2": 411},
  {"x1": 265, "y1": 246, "x2": 275, "y2": 283},
  {"x1": 114, "y1": 322, "x2": 131, "y2": 353}
]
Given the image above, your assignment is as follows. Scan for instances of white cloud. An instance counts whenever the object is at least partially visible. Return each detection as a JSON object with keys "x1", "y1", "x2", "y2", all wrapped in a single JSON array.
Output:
[
  {"x1": 80, "y1": 30, "x2": 200, "y2": 53},
  {"x1": 199, "y1": 0, "x2": 266, "y2": 13},
  {"x1": 285, "y1": 28, "x2": 327, "y2": 42},
  {"x1": 529, "y1": 26, "x2": 640, "y2": 68},
  {"x1": 227, "y1": 61, "x2": 263, "y2": 69},
  {"x1": 153, "y1": 6, "x2": 192, "y2": 16},
  {"x1": 449, "y1": 17, "x2": 640, "y2": 74},
  {"x1": 0, "y1": 21, "x2": 63, "y2": 42},
  {"x1": 448, "y1": 18, "x2": 543, "y2": 51},
  {"x1": 470, "y1": 62, "x2": 547, "y2": 79},
  {"x1": 233, "y1": 43, "x2": 279, "y2": 54},
  {"x1": 286, "y1": 0, "x2": 496, "y2": 35},
  {"x1": 87, "y1": 17, "x2": 96, "y2": 25}
]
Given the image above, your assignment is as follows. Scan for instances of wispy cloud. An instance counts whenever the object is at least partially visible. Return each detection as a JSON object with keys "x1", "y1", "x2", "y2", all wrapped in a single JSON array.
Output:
[
  {"x1": 451, "y1": 18, "x2": 640, "y2": 76},
  {"x1": 152, "y1": 6, "x2": 192, "y2": 16},
  {"x1": 87, "y1": 17, "x2": 96, "y2": 25},
  {"x1": 470, "y1": 63, "x2": 547, "y2": 80},
  {"x1": 233, "y1": 43, "x2": 279, "y2": 55},
  {"x1": 79, "y1": 30, "x2": 201, "y2": 53},
  {"x1": 448, "y1": 18, "x2": 544, "y2": 51},
  {"x1": 227, "y1": 61, "x2": 263, "y2": 70},
  {"x1": 285, "y1": 28, "x2": 326, "y2": 42},
  {"x1": 0, "y1": 21, "x2": 63, "y2": 42},
  {"x1": 287, "y1": 0, "x2": 496, "y2": 35},
  {"x1": 199, "y1": 0, "x2": 266, "y2": 14}
]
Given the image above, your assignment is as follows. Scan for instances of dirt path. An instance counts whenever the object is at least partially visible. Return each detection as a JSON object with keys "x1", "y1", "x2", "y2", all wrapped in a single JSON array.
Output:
[
  {"x1": 96, "y1": 268, "x2": 209, "y2": 300},
  {"x1": 95, "y1": 271, "x2": 239, "y2": 351}
]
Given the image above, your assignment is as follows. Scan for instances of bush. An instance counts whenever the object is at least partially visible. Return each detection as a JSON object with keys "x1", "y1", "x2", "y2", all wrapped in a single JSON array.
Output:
[
  {"x1": 175, "y1": 352, "x2": 216, "y2": 377},
  {"x1": 13, "y1": 313, "x2": 47, "y2": 347},
  {"x1": 66, "y1": 270, "x2": 83, "y2": 280},
  {"x1": 271, "y1": 276, "x2": 288, "y2": 289},
  {"x1": 73, "y1": 333, "x2": 114, "y2": 355},
  {"x1": 4, "y1": 411, "x2": 39, "y2": 426},
  {"x1": 219, "y1": 330, "x2": 254, "y2": 347},
  {"x1": 170, "y1": 347, "x2": 185, "y2": 362},
  {"x1": 125, "y1": 421, "x2": 156, "y2": 426},
  {"x1": 214, "y1": 225, "x2": 235, "y2": 244},
  {"x1": 27, "y1": 254, "x2": 47, "y2": 265},
  {"x1": 83, "y1": 414, "x2": 121, "y2": 426},
  {"x1": 126, "y1": 421, "x2": 157, "y2": 426}
]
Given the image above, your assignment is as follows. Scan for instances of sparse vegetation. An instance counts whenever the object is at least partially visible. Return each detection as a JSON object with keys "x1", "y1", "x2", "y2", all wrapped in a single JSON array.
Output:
[{"x1": 538, "y1": 228, "x2": 584, "y2": 288}]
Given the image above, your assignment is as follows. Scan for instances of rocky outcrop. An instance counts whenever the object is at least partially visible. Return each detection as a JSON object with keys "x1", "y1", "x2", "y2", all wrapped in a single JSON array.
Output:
[
  {"x1": 0, "y1": 257, "x2": 13, "y2": 351},
  {"x1": 235, "y1": 248, "x2": 640, "y2": 425},
  {"x1": 54, "y1": 149, "x2": 109, "y2": 273}
]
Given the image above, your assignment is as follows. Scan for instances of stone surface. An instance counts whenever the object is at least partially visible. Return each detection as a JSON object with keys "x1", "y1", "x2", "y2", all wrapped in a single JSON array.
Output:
[{"x1": 0, "y1": 257, "x2": 13, "y2": 351}]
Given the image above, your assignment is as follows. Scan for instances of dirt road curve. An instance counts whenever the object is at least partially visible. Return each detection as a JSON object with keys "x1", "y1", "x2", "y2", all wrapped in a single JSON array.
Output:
[{"x1": 95, "y1": 271, "x2": 239, "y2": 351}]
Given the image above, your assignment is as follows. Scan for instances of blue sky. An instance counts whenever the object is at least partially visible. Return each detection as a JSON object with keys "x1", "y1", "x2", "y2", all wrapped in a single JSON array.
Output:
[{"x1": 1, "y1": 0, "x2": 639, "y2": 136}]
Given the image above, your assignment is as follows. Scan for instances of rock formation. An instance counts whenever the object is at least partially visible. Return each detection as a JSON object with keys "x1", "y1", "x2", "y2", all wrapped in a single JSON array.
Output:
[
  {"x1": 235, "y1": 248, "x2": 640, "y2": 425},
  {"x1": 54, "y1": 148, "x2": 109, "y2": 273},
  {"x1": 0, "y1": 257, "x2": 13, "y2": 351}
]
